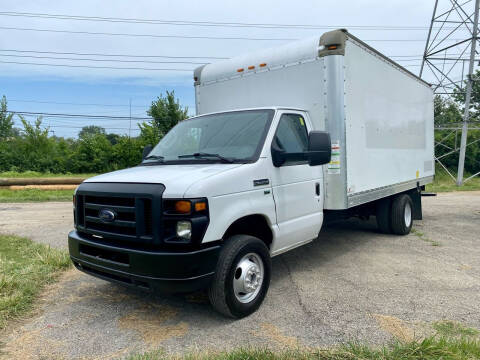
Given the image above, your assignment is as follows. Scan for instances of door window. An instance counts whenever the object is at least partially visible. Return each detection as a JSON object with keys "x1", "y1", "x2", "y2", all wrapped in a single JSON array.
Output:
[{"x1": 273, "y1": 113, "x2": 309, "y2": 165}]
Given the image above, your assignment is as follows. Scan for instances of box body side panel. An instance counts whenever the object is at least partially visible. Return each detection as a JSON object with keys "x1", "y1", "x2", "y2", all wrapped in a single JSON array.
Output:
[{"x1": 343, "y1": 39, "x2": 435, "y2": 199}]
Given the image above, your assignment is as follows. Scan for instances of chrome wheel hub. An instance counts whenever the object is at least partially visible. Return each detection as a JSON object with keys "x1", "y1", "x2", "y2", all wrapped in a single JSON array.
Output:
[
  {"x1": 233, "y1": 253, "x2": 264, "y2": 303},
  {"x1": 404, "y1": 202, "x2": 412, "y2": 227}
]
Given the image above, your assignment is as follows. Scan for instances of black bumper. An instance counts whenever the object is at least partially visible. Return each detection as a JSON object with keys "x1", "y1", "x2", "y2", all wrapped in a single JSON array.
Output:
[{"x1": 68, "y1": 230, "x2": 220, "y2": 293}]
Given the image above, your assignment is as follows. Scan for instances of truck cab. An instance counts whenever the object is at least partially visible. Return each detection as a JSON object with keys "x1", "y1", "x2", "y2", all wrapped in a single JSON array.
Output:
[{"x1": 69, "y1": 107, "x2": 331, "y2": 318}]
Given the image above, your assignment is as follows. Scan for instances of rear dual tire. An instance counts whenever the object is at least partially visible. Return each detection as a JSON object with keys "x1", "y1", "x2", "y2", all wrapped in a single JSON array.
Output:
[{"x1": 376, "y1": 194, "x2": 413, "y2": 235}]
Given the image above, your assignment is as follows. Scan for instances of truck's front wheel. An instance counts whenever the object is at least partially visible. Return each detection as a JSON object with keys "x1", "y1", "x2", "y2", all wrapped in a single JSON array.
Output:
[{"x1": 208, "y1": 235, "x2": 271, "y2": 318}]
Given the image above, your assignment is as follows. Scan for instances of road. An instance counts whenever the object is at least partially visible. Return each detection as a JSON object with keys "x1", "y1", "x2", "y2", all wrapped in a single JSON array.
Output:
[{"x1": 1, "y1": 192, "x2": 479, "y2": 359}]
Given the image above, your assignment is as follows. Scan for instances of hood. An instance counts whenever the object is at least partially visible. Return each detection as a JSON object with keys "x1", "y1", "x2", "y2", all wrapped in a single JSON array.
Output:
[{"x1": 84, "y1": 163, "x2": 243, "y2": 198}]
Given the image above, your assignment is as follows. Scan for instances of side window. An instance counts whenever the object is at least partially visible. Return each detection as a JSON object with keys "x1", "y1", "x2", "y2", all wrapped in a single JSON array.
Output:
[{"x1": 273, "y1": 113, "x2": 309, "y2": 165}]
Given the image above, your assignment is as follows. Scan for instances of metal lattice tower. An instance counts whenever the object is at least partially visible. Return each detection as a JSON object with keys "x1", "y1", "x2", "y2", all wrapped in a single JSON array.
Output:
[{"x1": 420, "y1": 0, "x2": 480, "y2": 185}]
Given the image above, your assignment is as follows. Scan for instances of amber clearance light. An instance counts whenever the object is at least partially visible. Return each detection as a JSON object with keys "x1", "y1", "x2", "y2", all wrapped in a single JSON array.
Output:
[
  {"x1": 194, "y1": 201, "x2": 207, "y2": 212},
  {"x1": 175, "y1": 200, "x2": 191, "y2": 214}
]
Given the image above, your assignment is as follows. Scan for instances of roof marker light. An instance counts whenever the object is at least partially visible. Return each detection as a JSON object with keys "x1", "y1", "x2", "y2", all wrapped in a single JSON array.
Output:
[
  {"x1": 248, "y1": 65, "x2": 255, "y2": 70},
  {"x1": 328, "y1": 45, "x2": 338, "y2": 50},
  {"x1": 259, "y1": 63, "x2": 267, "y2": 67},
  {"x1": 237, "y1": 68, "x2": 244, "y2": 72}
]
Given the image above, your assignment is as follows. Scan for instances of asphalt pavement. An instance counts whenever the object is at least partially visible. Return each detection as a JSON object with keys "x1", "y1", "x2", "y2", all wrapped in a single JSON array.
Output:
[{"x1": 1, "y1": 192, "x2": 479, "y2": 359}]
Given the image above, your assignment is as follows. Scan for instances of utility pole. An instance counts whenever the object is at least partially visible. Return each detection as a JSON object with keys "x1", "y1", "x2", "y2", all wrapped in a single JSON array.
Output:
[
  {"x1": 129, "y1": 98, "x2": 132, "y2": 139},
  {"x1": 457, "y1": 0, "x2": 480, "y2": 185},
  {"x1": 128, "y1": 98, "x2": 132, "y2": 163}
]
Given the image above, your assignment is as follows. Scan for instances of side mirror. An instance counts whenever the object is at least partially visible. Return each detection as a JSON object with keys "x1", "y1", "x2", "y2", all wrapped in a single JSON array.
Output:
[
  {"x1": 142, "y1": 144, "x2": 153, "y2": 160},
  {"x1": 307, "y1": 131, "x2": 331, "y2": 166},
  {"x1": 271, "y1": 141, "x2": 286, "y2": 167}
]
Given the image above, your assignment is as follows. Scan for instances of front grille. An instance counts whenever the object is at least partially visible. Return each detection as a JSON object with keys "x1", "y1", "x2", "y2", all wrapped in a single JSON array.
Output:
[
  {"x1": 83, "y1": 195, "x2": 142, "y2": 237},
  {"x1": 74, "y1": 182, "x2": 164, "y2": 246}
]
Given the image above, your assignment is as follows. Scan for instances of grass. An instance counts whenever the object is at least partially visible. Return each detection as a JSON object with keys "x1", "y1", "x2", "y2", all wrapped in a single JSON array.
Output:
[
  {"x1": 129, "y1": 336, "x2": 480, "y2": 360},
  {"x1": 0, "y1": 188, "x2": 74, "y2": 203},
  {"x1": 0, "y1": 171, "x2": 96, "y2": 178},
  {"x1": 426, "y1": 168, "x2": 480, "y2": 193},
  {"x1": 411, "y1": 228, "x2": 441, "y2": 247},
  {"x1": 433, "y1": 321, "x2": 480, "y2": 338},
  {"x1": 0, "y1": 234, "x2": 71, "y2": 329}
]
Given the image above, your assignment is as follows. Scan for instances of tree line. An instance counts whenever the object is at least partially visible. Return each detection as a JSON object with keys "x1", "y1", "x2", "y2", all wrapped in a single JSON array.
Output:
[{"x1": 0, "y1": 91, "x2": 188, "y2": 174}]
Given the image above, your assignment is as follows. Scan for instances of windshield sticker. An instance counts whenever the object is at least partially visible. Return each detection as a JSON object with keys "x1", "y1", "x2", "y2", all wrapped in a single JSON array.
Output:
[
  {"x1": 299, "y1": 117, "x2": 305, "y2": 126},
  {"x1": 328, "y1": 141, "x2": 341, "y2": 175}
]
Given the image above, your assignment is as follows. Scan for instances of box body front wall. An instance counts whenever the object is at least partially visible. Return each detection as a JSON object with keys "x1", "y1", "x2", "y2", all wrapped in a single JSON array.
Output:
[{"x1": 195, "y1": 59, "x2": 326, "y2": 131}]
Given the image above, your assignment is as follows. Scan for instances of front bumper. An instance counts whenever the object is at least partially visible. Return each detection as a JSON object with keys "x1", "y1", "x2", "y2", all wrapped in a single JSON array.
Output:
[{"x1": 68, "y1": 230, "x2": 220, "y2": 293}]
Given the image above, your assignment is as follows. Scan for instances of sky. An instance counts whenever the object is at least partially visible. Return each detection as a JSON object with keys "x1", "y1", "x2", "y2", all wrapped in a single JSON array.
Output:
[{"x1": 0, "y1": 0, "x2": 475, "y2": 138}]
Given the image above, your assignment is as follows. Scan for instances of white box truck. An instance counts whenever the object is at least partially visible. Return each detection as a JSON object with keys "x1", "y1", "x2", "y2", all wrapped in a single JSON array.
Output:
[{"x1": 69, "y1": 29, "x2": 434, "y2": 318}]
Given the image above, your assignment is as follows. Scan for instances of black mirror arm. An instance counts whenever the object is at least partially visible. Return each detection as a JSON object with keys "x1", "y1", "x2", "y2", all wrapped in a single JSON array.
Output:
[{"x1": 142, "y1": 145, "x2": 153, "y2": 160}]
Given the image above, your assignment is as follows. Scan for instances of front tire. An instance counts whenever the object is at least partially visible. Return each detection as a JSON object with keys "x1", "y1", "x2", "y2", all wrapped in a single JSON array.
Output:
[
  {"x1": 208, "y1": 235, "x2": 271, "y2": 318},
  {"x1": 390, "y1": 194, "x2": 413, "y2": 235}
]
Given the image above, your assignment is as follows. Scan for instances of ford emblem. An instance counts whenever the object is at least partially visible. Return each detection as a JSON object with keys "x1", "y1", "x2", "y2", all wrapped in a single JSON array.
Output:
[{"x1": 99, "y1": 209, "x2": 116, "y2": 222}]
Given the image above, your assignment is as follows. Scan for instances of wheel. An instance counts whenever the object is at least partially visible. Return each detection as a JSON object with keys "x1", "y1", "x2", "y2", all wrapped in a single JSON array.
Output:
[
  {"x1": 390, "y1": 194, "x2": 413, "y2": 235},
  {"x1": 208, "y1": 235, "x2": 271, "y2": 318},
  {"x1": 376, "y1": 197, "x2": 392, "y2": 234}
]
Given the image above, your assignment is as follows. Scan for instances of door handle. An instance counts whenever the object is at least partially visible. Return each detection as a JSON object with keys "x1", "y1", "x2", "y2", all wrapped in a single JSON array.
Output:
[{"x1": 315, "y1": 182, "x2": 320, "y2": 196}]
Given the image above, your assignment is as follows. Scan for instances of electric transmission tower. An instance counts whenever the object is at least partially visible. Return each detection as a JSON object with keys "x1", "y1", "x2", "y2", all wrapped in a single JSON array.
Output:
[{"x1": 420, "y1": 0, "x2": 480, "y2": 185}]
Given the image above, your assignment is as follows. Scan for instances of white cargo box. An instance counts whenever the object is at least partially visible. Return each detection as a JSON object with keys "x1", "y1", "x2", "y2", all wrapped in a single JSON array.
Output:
[{"x1": 194, "y1": 29, "x2": 434, "y2": 210}]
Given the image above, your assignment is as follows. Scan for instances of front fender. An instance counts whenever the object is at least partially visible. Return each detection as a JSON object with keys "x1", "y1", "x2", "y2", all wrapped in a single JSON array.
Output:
[{"x1": 201, "y1": 188, "x2": 277, "y2": 245}]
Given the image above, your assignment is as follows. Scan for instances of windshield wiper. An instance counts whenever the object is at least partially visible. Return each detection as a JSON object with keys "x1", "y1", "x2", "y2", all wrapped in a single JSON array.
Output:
[
  {"x1": 178, "y1": 152, "x2": 234, "y2": 163},
  {"x1": 143, "y1": 155, "x2": 165, "y2": 162}
]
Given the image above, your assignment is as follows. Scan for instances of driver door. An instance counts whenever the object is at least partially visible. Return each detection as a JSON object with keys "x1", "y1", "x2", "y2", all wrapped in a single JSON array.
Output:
[{"x1": 269, "y1": 111, "x2": 323, "y2": 254}]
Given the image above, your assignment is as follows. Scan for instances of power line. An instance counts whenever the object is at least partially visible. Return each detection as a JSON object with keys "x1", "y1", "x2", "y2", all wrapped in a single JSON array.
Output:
[
  {"x1": 8, "y1": 98, "x2": 150, "y2": 108},
  {"x1": 0, "y1": 48, "x2": 228, "y2": 60},
  {"x1": 0, "y1": 26, "x2": 296, "y2": 41},
  {"x1": 0, "y1": 60, "x2": 194, "y2": 71},
  {"x1": 0, "y1": 51, "x2": 429, "y2": 63},
  {"x1": 0, "y1": 11, "x2": 468, "y2": 31},
  {"x1": 47, "y1": 125, "x2": 141, "y2": 130},
  {"x1": 0, "y1": 53, "x2": 207, "y2": 65},
  {"x1": 10, "y1": 110, "x2": 152, "y2": 120},
  {"x1": 4, "y1": 48, "x2": 471, "y2": 59},
  {"x1": 0, "y1": 25, "x2": 467, "y2": 42}
]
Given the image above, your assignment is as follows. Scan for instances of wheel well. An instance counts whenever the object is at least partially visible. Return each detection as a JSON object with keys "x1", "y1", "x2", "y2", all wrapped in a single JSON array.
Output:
[{"x1": 223, "y1": 215, "x2": 273, "y2": 248}]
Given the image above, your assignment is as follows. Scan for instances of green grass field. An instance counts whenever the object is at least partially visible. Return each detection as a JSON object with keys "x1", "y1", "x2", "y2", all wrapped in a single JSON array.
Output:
[
  {"x1": 0, "y1": 188, "x2": 74, "y2": 203},
  {"x1": 426, "y1": 174, "x2": 480, "y2": 192},
  {"x1": 0, "y1": 171, "x2": 97, "y2": 179},
  {"x1": 0, "y1": 234, "x2": 71, "y2": 329}
]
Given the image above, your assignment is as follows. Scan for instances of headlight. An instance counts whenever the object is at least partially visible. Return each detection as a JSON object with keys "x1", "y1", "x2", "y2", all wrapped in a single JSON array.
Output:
[{"x1": 176, "y1": 221, "x2": 192, "y2": 240}]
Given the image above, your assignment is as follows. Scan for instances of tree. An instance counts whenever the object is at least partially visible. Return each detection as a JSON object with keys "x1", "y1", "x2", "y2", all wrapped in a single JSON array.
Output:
[
  {"x1": 78, "y1": 125, "x2": 106, "y2": 138},
  {"x1": 139, "y1": 91, "x2": 188, "y2": 145},
  {"x1": 452, "y1": 69, "x2": 480, "y2": 120},
  {"x1": 434, "y1": 95, "x2": 462, "y2": 125},
  {"x1": 0, "y1": 95, "x2": 15, "y2": 139},
  {"x1": 106, "y1": 133, "x2": 120, "y2": 145}
]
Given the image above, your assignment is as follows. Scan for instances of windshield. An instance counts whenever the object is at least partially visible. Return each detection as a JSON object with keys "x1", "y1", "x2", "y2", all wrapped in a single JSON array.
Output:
[{"x1": 143, "y1": 109, "x2": 274, "y2": 163}]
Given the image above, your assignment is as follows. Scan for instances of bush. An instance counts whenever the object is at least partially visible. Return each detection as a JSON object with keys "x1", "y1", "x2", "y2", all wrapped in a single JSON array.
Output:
[{"x1": 0, "y1": 92, "x2": 188, "y2": 174}]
